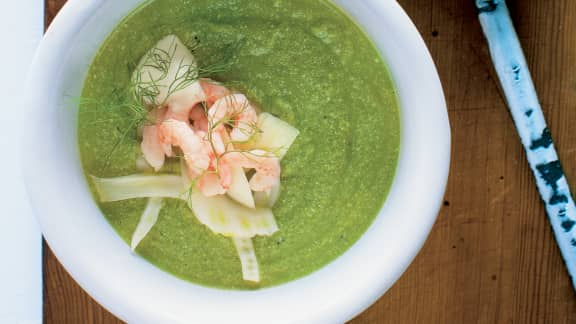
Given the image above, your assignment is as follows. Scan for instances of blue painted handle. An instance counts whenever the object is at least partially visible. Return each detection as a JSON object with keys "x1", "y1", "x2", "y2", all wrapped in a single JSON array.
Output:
[{"x1": 476, "y1": 0, "x2": 576, "y2": 290}]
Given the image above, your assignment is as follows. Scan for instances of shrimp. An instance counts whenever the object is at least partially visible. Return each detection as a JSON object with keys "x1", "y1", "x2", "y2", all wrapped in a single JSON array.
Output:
[
  {"x1": 159, "y1": 119, "x2": 211, "y2": 178},
  {"x1": 163, "y1": 80, "x2": 206, "y2": 122},
  {"x1": 197, "y1": 154, "x2": 234, "y2": 196},
  {"x1": 209, "y1": 94, "x2": 258, "y2": 143},
  {"x1": 141, "y1": 107, "x2": 173, "y2": 170},
  {"x1": 191, "y1": 79, "x2": 230, "y2": 132},
  {"x1": 196, "y1": 128, "x2": 227, "y2": 156},
  {"x1": 197, "y1": 172, "x2": 227, "y2": 196},
  {"x1": 141, "y1": 125, "x2": 165, "y2": 171},
  {"x1": 246, "y1": 151, "x2": 281, "y2": 192},
  {"x1": 222, "y1": 149, "x2": 280, "y2": 192},
  {"x1": 183, "y1": 80, "x2": 231, "y2": 132},
  {"x1": 196, "y1": 129, "x2": 234, "y2": 196},
  {"x1": 148, "y1": 107, "x2": 173, "y2": 157},
  {"x1": 164, "y1": 79, "x2": 229, "y2": 128},
  {"x1": 190, "y1": 105, "x2": 209, "y2": 132},
  {"x1": 200, "y1": 79, "x2": 231, "y2": 108}
]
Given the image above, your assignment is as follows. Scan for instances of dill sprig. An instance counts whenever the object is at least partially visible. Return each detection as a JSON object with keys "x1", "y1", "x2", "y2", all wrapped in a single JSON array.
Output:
[{"x1": 78, "y1": 36, "x2": 241, "y2": 170}]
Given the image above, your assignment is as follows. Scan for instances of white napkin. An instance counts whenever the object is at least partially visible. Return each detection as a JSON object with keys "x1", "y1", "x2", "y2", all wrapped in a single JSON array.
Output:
[{"x1": 0, "y1": 1, "x2": 43, "y2": 323}]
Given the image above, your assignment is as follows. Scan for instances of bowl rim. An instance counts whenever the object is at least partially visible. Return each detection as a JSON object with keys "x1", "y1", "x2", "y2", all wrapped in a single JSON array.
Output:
[{"x1": 23, "y1": 0, "x2": 450, "y2": 323}]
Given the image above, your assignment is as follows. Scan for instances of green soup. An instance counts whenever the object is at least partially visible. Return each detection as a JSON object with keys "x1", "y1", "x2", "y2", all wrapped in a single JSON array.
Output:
[{"x1": 78, "y1": 0, "x2": 400, "y2": 289}]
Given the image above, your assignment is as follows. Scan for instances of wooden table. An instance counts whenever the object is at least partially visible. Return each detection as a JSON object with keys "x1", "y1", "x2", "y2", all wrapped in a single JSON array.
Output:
[{"x1": 43, "y1": 0, "x2": 576, "y2": 322}]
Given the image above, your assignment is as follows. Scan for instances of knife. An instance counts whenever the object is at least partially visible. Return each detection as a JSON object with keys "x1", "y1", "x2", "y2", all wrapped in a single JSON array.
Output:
[{"x1": 475, "y1": 0, "x2": 576, "y2": 291}]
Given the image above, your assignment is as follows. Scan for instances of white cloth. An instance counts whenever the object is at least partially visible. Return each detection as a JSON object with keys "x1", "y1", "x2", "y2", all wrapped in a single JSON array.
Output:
[{"x1": 0, "y1": 1, "x2": 43, "y2": 323}]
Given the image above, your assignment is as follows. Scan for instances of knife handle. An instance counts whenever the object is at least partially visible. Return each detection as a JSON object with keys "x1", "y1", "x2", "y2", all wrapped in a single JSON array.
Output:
[{"x1": 477, "y1": 0, "x2": 576, "y2": 291}]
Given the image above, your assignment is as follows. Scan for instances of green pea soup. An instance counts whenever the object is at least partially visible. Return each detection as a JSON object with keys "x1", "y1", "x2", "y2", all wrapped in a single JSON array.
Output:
[{"x1": 78, "y1": 0, "x2": 400, "y2": 289}]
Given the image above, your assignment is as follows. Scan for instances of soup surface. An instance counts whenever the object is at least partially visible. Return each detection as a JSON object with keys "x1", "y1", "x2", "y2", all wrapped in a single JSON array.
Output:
[{"x1": 78, "y1": 0, "x2": 400, "y2": 289}]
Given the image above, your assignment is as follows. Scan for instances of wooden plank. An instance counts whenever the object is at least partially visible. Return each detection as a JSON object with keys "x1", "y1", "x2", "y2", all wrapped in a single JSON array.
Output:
[
  {"x1": 43, "y1": 247, "x2": 122, "y2": 324},
  {"x1": 43, "y1": 0, "x2": 576, "y2": 322}
]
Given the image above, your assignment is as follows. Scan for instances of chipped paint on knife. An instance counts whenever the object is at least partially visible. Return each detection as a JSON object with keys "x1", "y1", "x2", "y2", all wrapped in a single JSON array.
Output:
[{"x1": 477, "y1": 0, "x2": 576, "y2": 290}]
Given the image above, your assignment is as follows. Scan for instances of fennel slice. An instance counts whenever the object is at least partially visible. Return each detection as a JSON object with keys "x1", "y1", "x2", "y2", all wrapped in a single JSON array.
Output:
[
  {"x1": 133, "y1": 34, "x2": 201, "y2": 106},
  {"x1": 131, "y1": 197, "x2": 163, "y2": 251},
  {"x1": 232, "y1": 237, "x2": 260, "y2": 282},
  {"x1": 91, "y1": 174, "x2": 185, "y2": 202},
  {"x1": 237, "y1": 112, "x2": 300, "y2": 159},
  {"x1": 253, "y1": 182, "x2": 281, "y2": 208},
  {"x1": 188, "y1": 188, "x2": 278, "y2": 238},
  {"x1": 227, "y1": 166, "x2": 255, "y2": 209}
]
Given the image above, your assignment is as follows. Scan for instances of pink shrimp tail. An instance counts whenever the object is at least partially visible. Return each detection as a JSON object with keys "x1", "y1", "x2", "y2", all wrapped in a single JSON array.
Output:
[
  {"x1": 159, "y1": 119, "x2": 211, "y2": 178},
  {"x1": 223, "y1": 150, "x2": 281, "y2": 192},
  {"x1": 249, "y1": 157, "x2": 281, "y2": 192},
  {"x1": 141, "y1": 125, "x2": 165, "y2": 171}
]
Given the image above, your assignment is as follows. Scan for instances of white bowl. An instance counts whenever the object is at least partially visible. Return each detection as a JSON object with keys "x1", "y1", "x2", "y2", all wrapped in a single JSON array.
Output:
[{"x1": 23, "y1": 0, "x2": 450, "y2": 323}]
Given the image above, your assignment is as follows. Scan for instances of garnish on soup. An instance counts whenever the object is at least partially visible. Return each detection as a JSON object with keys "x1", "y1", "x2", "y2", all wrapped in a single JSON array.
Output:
[{"x1": 91, "y1": 35, "x2": 299, "y2": 282}]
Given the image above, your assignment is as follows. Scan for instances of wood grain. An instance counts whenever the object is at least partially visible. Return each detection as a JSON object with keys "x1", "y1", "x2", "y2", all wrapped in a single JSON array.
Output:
[{"x1": 44, "y1": 0, "x2": 576, "y2": 322}]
